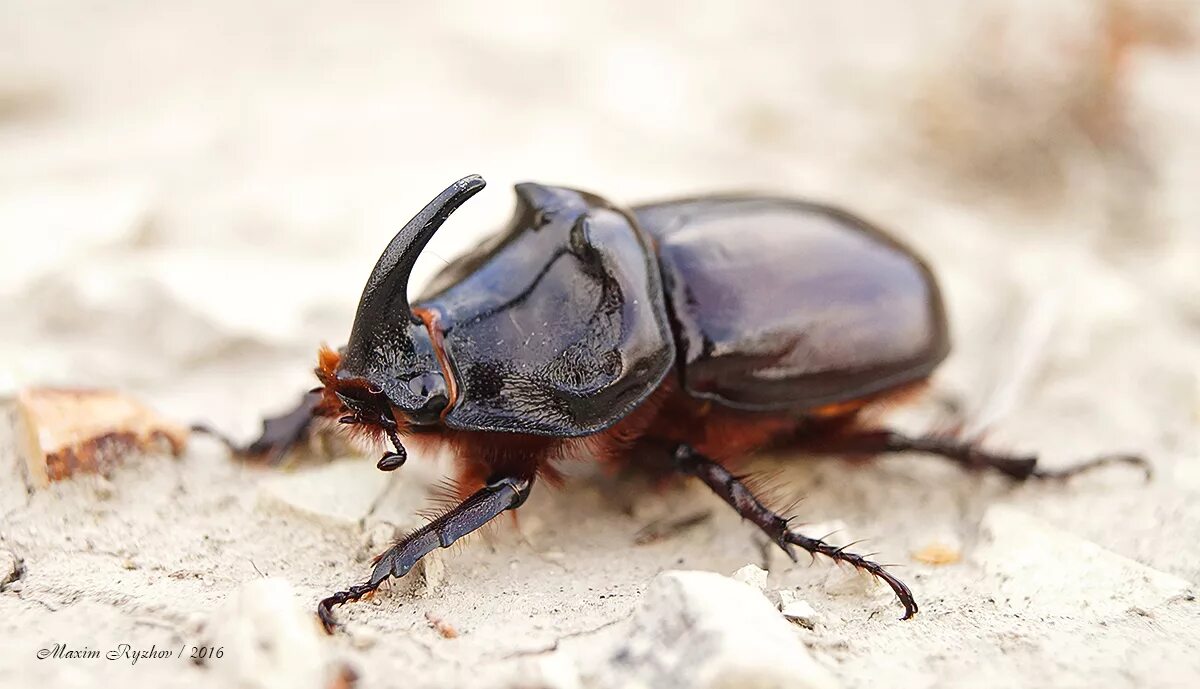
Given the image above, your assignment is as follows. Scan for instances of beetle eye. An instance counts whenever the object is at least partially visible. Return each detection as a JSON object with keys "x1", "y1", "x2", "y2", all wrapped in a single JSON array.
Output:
[
  {"x1": 403, "y1": 373, "x2": 449, "y2": 423},
  {"x1": 406, "y1": 372, "x2": 446, "y2": 399}
]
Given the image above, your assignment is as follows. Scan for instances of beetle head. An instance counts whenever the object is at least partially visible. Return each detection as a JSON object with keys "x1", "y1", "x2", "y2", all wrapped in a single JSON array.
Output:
[{"x1": 325, "y1": 175, "x2": 486, "y2": 458}]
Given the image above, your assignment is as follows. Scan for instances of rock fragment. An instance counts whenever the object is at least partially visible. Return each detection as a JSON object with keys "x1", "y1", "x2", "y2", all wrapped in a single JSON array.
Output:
[
  {"x1": 780, "y1": 598, "x2": 819, "y2": 629},
  {"x1": 603, "y1": 570, "x2": 840, "y2": 689},
  {"x1": 731, "y1": 563, "x2": 769, "y2": 592}
]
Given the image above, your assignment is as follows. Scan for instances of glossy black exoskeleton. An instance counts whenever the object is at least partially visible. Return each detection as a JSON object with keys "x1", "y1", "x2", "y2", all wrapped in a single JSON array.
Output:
[{"x1": 216, "y1": 175, "x2": 1146, "y2": 631}]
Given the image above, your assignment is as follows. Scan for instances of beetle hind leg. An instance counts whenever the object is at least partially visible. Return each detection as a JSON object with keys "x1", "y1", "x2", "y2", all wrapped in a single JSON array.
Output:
[
  {"x1": 673, "y1": 444, "x2": 918, "y2": 620},
  {"x1": 317, "y1": 475, "x2": 534, "y2": 632},
  {"x1": 808, "y1": 430, "x2": 1150, "y2": 481}
]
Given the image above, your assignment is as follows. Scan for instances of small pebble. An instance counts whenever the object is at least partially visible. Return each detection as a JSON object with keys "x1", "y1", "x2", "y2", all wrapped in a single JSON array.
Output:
[
  {"x1": 1, "y1": 550, "x2": 20, "y2": 588},
  {"x1": 731, "y1": 563, "x2": 769, "y2": 592},
  {"x1": 781, "y1": 600, "x2": 819, "y2": 628},
  {"x1": 776, "y1": 588, "x2": 798, "y2": 609},
  {"x1": 417, "y1": 551, "x2": 446, "y2": 595}
]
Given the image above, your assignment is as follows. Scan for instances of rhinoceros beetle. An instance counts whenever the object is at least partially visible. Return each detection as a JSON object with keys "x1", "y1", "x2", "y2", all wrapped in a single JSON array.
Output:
[{"x1": 218, "y1": 175, "x2": 1147, "y2": 631}]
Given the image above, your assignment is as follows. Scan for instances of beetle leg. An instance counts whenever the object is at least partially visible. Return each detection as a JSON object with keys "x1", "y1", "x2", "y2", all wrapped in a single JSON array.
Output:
[
  {"x1": 672, "y1": 444, "x2": 918, "y2": 620},
  {"x1": 192, "y1": 390, "x2": 321, "y2": 465},
  {"x1": 316, "y1": 474, "x2": 534, "y2": 633},
  {"x1": 809, "y1": 430, "x2": 1150, "y2": 481}
]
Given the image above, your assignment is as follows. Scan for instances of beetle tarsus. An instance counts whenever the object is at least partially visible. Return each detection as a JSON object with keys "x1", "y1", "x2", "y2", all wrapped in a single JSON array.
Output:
[
  {"x1": 316, "y1": 474, "x2": 534, "y2": 633},
  {"x1": 377, "y1": 451, "x2": 407, "y2": 472},
  {"x1": 814, "y1": 430, "x2": 1151, "y2": 481},
  {"x1": 317, "y1": 583, "x2": 377, "y2": 633},
  {"x1": 1023, "y1": 453, "x2": 1151, "y2": 481},
  {"x1": 673, "y1": 444, "x2": 919, "y2": 620}
]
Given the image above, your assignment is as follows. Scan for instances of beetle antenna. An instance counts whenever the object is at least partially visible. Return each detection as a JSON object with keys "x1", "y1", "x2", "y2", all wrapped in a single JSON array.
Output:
[{"x1": 345, "y1": 175, "x2": 485, "y2": 351}]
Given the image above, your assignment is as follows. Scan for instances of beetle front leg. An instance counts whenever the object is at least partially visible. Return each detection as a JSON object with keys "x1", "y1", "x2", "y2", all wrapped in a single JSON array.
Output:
[
  {"x1": 192, "y1": 390, "x2": 322, "y2": 464},
  {"x1": 808, "y1": 430, "x2": 1150, "y2": 481},
  {"x1": 672, "y1": 444, "x2": 918, "y2": 620},
  {"x1": 317, "y1": 474, "x2": 534, "y2": 633}
]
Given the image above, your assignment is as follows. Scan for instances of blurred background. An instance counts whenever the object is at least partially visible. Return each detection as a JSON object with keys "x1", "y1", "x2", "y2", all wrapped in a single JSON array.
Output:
[{"x1": 2, "y1": 0, "x2": 1198, "y2": 444}]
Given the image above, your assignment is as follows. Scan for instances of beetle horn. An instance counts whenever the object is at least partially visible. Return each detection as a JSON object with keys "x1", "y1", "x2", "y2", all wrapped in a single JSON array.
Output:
[{"x1": 349, "y1": 175, "x2": 486, "y2": 337}]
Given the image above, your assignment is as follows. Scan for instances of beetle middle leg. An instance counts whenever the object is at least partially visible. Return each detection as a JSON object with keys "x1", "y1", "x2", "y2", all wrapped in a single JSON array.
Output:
[
  {"x1": 192, "y1": 390, "x2": 322, "y2": 464},
  {"x1": 317, "y1": 474, "x2": 534, "y2": 632},
  {"x1": 672, "y1": 444, "x2": 919, "y2": 620},
  {"x1": 805, "y1": 429, "x2": 1150, "y2": 481}
]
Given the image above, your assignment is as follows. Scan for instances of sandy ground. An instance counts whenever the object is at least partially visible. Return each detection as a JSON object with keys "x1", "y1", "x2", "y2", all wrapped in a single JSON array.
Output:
[{"x1": 2, "y1": 2, "x2": 1199, "y2": 688}]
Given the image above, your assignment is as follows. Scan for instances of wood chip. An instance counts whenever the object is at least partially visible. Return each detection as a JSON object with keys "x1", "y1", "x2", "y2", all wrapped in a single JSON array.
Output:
[
  {"x1": 912, "y1": 542, "x2": 962, "y2": 566},
  {"x1": 16, "y1": 388, "x2": 187, "y2": 486}
]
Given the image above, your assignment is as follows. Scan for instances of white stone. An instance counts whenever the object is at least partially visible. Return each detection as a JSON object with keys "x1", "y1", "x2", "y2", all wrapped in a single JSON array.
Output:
[
  {"x1": 257, "y1": 458, "x2": 391, "y2": 528},
  {"x1": 731, "y1": 563, "x2": 769, "y2": 592},
  {"x1": 777, "y1": 589, "x2": 798, "y2": 608},
  {"x1": 603, "y1": 570, "x2": 840, "y2": 689},
  {"x1": 975, "y1": 504, "x2": 1195, "y2": 619},
  {"x1": 202, "y1": 578, "x2": 334, "y2": 689},
  {"x1": 781, "y1": 600, "x2": 819, "y2": 628}
]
